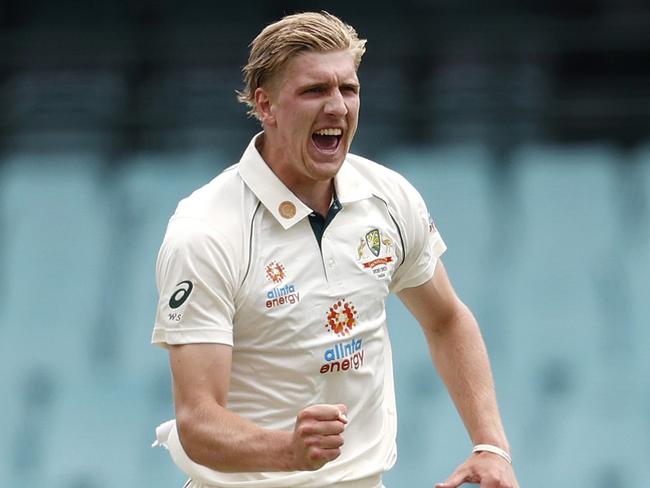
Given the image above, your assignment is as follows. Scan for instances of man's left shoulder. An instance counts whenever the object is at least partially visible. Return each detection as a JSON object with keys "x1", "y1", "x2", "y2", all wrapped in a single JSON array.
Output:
[
  {"x1": 345, "y1": 152, "x2": 421, "y2": 202},
  {"x1": 345, "y1": 152, "x2": 396, "y2": 177}
]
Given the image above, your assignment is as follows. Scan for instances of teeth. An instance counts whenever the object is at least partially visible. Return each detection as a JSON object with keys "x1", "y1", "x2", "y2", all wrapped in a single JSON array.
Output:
[{"x1": 314, "y1": 128, "x2": 342, "y2": 136}]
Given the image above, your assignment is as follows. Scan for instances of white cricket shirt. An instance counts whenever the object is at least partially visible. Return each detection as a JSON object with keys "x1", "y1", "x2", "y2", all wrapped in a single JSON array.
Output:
[{"x1": 152, "y1": 135, "x2": 447, "y2": 487}]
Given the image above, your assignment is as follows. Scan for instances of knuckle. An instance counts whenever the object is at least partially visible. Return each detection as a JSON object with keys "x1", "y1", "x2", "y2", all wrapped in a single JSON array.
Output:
[
  {"x1": 307, "y1": 449, "x2": 322, "y2": 462},
  {"x1": 327, "y1": 448, "x2": 341, "y2": 460},
  {"x1": 297, "y1": 424, "x2": 312, "y2": 437},
  {"x1": 302, "y1": 436, "x2": 315, "y2": 447}
]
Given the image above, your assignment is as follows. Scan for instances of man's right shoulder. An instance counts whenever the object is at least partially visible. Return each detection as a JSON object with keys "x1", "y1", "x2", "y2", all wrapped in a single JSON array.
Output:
[{"x1": 167, "y1": 163, "x2": 257, "y2": 240}]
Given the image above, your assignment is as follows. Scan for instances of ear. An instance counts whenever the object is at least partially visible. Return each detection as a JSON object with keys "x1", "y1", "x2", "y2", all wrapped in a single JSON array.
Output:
[{"x1": 254, "y1": 87, "x2": 277, "y2": 127}]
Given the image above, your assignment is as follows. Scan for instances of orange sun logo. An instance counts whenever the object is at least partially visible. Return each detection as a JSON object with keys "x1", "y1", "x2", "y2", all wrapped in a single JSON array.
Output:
[
  {"x1": 325, "y1": 299, "x2": 358, "y2": 336},
  {"x1": 265, "y1": 261, "x2": 286, "y2": 284}
]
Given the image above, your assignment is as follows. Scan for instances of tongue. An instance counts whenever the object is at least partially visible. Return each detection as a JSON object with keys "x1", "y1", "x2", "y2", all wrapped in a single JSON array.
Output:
[{"x1": 313, "y1": 134, "x2": 338, "y2": 150}]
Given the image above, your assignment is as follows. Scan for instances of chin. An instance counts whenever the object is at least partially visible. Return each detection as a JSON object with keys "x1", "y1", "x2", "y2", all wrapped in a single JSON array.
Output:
[{"x1": 309, "y1": 160, "x2": 343, "y2": 180}]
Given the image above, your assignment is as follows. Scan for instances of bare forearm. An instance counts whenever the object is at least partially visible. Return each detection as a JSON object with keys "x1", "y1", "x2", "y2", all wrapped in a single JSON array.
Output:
[
  {"x1": 177, "y1": 402, "x2": 294, "y2": 472},
  {"x1": 398, "y1": 268, "x2": 518, "y2": 486},
  {"x1": 176, "y1": 401, "x2": 347, "y2": 473},
  {"x1": 424, "y1": 303, "x2": 509, "y2": 451}
]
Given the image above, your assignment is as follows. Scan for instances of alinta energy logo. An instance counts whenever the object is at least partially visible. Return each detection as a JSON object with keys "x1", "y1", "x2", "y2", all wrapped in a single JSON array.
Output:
[
  {"x1": 325, "y1": 299, "x2": 358, "y2": 336},
  {"x1": 265, "y1": 261, "x2": 286, "y2": 284},
  {"x1": 320, "y1": 299, "x2": 365, "y2": 375},
  {"x1": 264, "y1": 260, "x2": 300, "y2": 309}
]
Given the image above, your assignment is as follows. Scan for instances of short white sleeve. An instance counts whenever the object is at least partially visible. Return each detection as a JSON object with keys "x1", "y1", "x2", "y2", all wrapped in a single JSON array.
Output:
[
  {"x1": 152, "y1": 217, "x2": 238, "y2": 347},
  {"x1": 389, "y1": 182, "x2": 447, "y2": 293}
]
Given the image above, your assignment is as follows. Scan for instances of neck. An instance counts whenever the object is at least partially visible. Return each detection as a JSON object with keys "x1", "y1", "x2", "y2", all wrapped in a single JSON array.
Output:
[
  {"x1": 257, "y1": 133, "x2": 334, "y2": 216},
  {"x1": 299, "y1": 181, "x2": 333, "y2": 216}
]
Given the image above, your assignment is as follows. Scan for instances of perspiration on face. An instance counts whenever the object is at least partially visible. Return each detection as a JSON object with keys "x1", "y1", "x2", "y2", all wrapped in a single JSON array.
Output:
[{"x1": 237, "y1": 11, "x2": 367, "y2": 120}]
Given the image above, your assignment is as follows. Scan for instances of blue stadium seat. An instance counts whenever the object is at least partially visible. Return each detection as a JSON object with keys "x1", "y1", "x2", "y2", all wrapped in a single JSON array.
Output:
[
  {"x1": 0, "y1": 150, "x2": 110, "y2": 485},
  {"x1": 105, "y1": 149, "x2": 227, "y2": 377},
  {"x1": 504, "y1": 144, "x2": 645, "y2": 483},
  {"x1": 41, "y1": 374, "x2": 183, "y2": 487},
  {"x1": 0, "y1": 150, "x2": 110, "y2": 374},
  {"x1": 507, "y1": 143, "x2": 619, "y2": 357},
  {"x1": 627, "y1": 143, "x2": 650, "y2": 402}
]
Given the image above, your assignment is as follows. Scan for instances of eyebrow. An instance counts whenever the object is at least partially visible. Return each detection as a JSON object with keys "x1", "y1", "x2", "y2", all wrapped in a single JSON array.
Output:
[
  {"x1": 299, "y1": 80, "x2": 360, "y2": 92},
  {"x1": 341, "y1": 81, "x2": 360, "y2": 90},
  {"x1": 300, "y1": 82, "x2": 328, "y2": 91}
]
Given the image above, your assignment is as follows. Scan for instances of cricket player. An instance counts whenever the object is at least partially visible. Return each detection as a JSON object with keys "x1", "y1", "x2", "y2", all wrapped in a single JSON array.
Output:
[{"x1": 152, "y1": 11, "x2": 519, "y2": 488}]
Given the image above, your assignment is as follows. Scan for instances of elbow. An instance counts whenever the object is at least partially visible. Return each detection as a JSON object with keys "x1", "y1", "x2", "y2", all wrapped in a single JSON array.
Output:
[
  {"x1": 175, "y1": 408, "x2": 204, "y2": 465},
  {"x1": 175, "y1": 406, "x2": 236, "y2": 472},
  {"x1": 425, "y1": 299, "x2": 475, "y2": 336},
  {"x1": 175, "y1": 407, "x2": 218, "y2": 469}
]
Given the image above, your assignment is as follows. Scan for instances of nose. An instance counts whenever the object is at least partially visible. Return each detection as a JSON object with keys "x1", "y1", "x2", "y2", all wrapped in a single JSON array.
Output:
[{"x1": 324, "y1": 88, "x2": 348, "y2": 117}]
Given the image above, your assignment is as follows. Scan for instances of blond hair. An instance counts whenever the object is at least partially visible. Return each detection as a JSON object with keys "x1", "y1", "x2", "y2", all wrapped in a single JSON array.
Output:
[{"x1": 237, "y1": 11, "x2": 367, "y2": 119}]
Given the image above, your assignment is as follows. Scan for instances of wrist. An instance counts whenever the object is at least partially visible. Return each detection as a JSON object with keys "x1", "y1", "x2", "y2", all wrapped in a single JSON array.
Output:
[
  {"x1": 471, "y1": 431, "x2": 510, "y2": 454},
  {"x1": 472, "y1": 443, "x2": 512, "y2": 464},
  {"x1": 277, "y1": 430, "x2": 299, "y2": 471}
]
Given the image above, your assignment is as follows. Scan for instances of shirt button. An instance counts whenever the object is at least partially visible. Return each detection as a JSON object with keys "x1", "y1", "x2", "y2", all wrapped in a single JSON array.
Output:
[{"x1": 328, "y1": 258, "x2": 336, "y2": 267}]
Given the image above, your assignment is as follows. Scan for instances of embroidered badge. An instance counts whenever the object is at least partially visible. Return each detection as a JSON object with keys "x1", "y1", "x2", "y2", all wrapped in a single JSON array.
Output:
[{"x1": 356, "y1": 228, "x2": 395, "y2": 278}]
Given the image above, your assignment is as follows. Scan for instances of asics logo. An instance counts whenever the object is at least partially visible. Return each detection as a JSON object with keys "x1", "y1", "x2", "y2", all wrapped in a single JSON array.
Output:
[{"x1": 169, "y1": 280, "x2": 193, "y2": 309}]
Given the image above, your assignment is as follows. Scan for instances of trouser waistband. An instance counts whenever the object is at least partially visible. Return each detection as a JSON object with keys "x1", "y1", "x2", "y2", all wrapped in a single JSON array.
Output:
[{"x1": 185, "y1": 474, "x2": 383, "y2": 488}]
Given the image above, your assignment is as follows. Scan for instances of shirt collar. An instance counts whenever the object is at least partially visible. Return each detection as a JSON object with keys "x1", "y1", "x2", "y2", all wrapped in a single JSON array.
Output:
[
  {"x1": 334, "y1": 155, "x2": 374, "y2": 204},
  {"x1": 238, "y1": 133, "x2": 373, "y2": 229}
]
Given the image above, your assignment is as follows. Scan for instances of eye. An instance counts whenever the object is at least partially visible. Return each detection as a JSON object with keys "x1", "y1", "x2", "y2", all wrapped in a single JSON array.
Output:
[
  {"x1": 341, "y1": 84, "x2": 359, "y2": 95},
  {"x1": 304, "y1": 86, "x2": 325, "y2": 94}
]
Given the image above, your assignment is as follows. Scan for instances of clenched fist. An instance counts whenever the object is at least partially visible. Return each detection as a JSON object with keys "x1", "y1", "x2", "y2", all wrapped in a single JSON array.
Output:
[{"x1": 291, "y1": 404, "x2": 348, "y2": 471}]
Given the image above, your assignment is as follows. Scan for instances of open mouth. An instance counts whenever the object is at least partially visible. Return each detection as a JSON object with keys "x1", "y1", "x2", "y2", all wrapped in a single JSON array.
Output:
[{"x1": 312, "y1": 128, "x2": 343, "y2": 152}]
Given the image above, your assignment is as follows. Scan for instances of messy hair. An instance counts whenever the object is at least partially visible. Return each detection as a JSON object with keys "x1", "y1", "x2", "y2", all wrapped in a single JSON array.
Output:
[{"x1": 237, "y1": 11, "x2": 367, "y2": 119}]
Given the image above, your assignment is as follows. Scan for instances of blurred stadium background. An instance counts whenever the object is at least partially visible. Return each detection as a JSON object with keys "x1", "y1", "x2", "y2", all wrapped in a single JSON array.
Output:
[{"x1": 0, "y1": 1, "x2": 649, "y2": 487}]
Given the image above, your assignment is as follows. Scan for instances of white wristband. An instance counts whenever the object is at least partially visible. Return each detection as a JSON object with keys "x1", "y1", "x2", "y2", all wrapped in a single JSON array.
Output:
[{"x1": 472, "y1": 444, "x2": 512, "y2": 465}]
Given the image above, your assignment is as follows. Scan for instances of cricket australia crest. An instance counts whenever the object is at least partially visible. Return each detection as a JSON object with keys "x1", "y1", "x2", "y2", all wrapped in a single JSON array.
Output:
[
  {"x1": 365, "y1": 229, "x2": 381, "y2": 257},
  {"x1": 356, "y1": 228, "x2": 396, "y2": 279}
]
